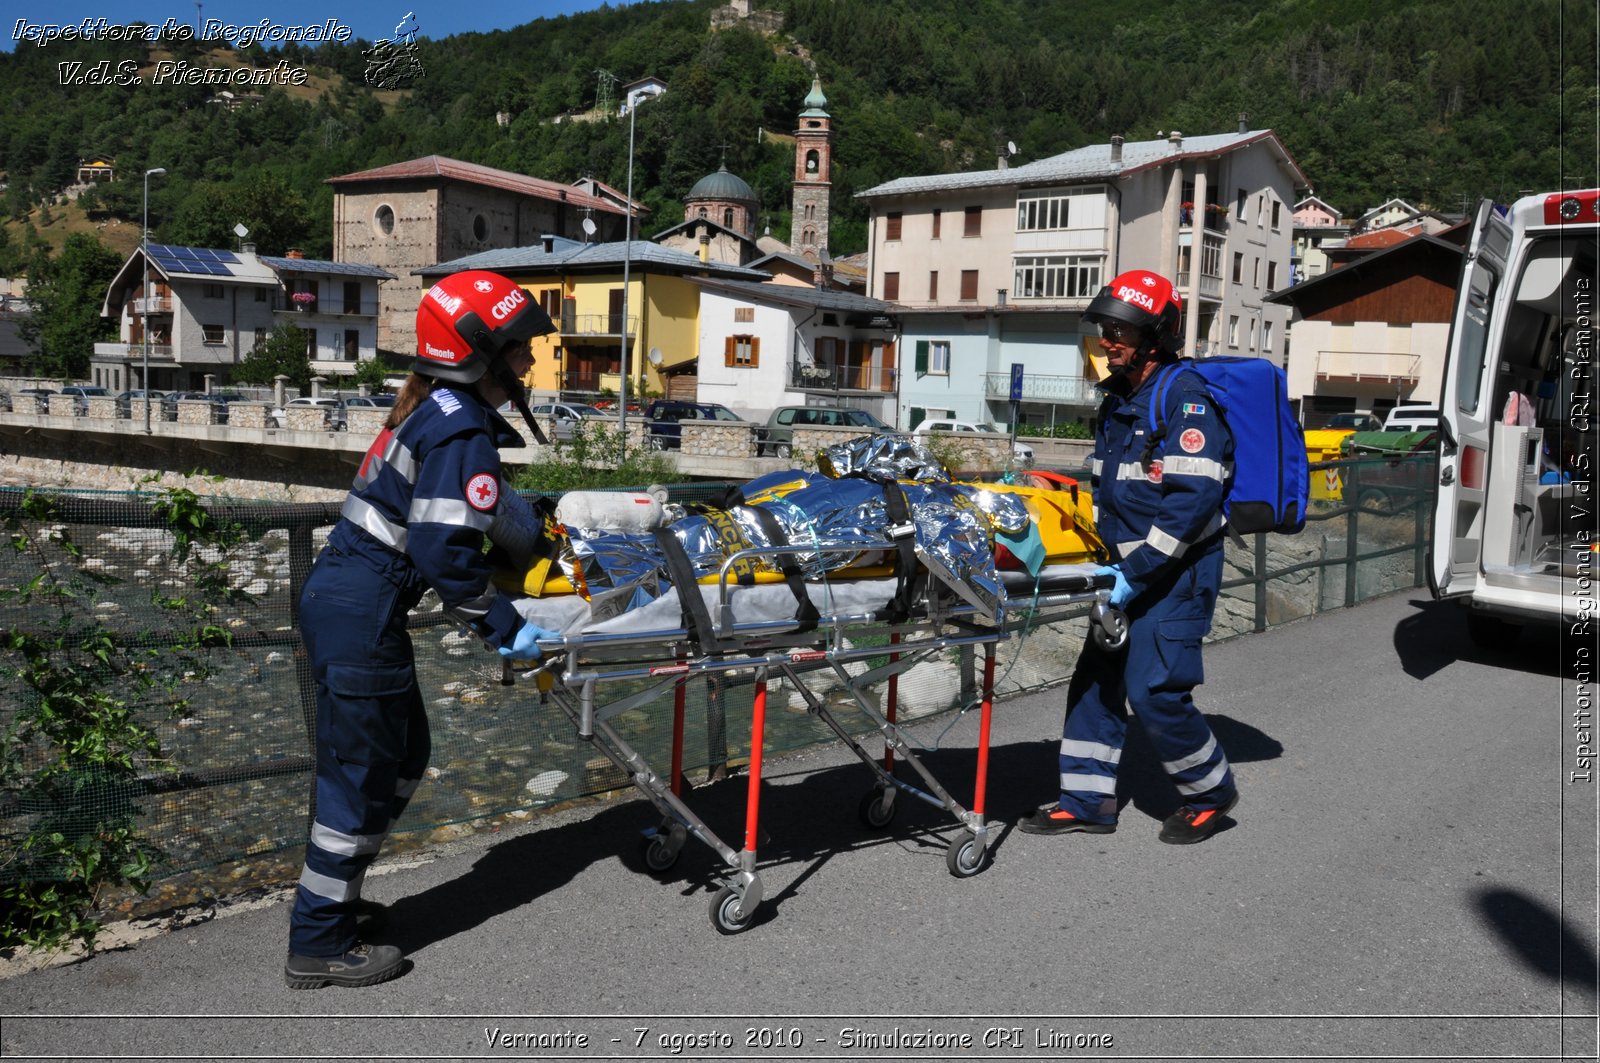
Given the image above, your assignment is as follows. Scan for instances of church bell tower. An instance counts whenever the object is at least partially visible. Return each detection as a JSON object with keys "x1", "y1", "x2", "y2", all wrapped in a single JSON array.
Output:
[{"x1": 791, "y1": 77, "x2": 832, "y2": 261}]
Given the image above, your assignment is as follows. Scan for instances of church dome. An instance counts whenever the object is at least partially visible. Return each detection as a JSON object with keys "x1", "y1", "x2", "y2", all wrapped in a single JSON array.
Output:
[{"x1": 687, "y1": 165, "x2": 757, "y2": 203}]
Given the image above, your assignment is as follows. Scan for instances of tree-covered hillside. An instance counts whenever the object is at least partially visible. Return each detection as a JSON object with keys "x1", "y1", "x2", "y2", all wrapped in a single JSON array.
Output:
[{"x1": 0, "y1": 0, "x2": 1594, "y2": 274}]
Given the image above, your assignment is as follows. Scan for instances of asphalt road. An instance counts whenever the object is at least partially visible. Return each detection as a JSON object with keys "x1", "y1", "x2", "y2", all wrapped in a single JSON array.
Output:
[{"x1": 1, "y1": 591, "x2": 1595, "y2": 1062}]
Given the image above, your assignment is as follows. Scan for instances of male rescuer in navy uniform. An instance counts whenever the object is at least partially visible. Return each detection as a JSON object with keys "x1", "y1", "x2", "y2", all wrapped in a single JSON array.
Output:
[
  {"x1": 285, "y1": 270, "x2": 559, "y2": 988},
  {"x1": 1019, "y1": 269, "x2": 1240, "y2": 845}
]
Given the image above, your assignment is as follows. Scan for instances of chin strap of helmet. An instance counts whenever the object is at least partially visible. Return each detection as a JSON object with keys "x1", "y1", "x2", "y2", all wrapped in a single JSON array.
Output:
[
  {"x1": 1099, "y1": 331, "x2": 1164, "y2": 388},
  {"x1": 489, "y1": 356, "x2": 549, "y2": 446}
]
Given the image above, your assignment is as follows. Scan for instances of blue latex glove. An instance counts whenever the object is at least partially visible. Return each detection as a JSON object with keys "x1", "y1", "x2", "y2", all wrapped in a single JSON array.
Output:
[
  {"x1": 1092, "y1": 564, "x2": 1134, "y2": 609},
  {"x1": 498, "y1": 621, "x2": 559, "y2": 660}
]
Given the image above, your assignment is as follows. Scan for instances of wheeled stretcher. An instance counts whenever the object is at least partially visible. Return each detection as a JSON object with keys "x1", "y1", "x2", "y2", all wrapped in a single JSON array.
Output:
[{"x1": 494, "y1": 440, "x2": 1126, "y2": 934}]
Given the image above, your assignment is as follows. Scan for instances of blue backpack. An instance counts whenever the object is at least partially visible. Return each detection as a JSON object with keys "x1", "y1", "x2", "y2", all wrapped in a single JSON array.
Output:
[{"x1": 1146, "y1": 356, "x2": 1309, "y2": 535}]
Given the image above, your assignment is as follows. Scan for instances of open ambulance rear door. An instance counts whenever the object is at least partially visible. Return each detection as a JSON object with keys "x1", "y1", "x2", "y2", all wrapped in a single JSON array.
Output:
[{"x1": 1429, "y1": 198, "x2": 1513, "y2": 600}]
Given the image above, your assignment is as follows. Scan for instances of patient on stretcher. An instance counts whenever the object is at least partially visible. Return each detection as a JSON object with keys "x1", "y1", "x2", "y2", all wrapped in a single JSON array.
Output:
[{"x1": 491, "y1": 435, "x2": 1107, "y2": 636}]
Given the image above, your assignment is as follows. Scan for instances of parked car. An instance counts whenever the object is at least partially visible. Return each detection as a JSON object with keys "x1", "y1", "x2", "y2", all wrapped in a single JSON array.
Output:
[
  {"x1": 115, "y1": 389, "x2": 166, "y2": 419},
  {"x1": 643, "y1": 399, "x2": 742, "y2": 450},
  {"x1": 343, "y1": 394, "x2": 397, "y2": 410},
  {"x1": 912, "y1": 417, "x2": 1034, "y2": 464},
  {"x1": 1325, "y1": 412, "x2": 1382, "y2": 432},
  {"x1": 271, "y1": 396, "x2": 346, "y2": 430},
  {"x1": 1383, "y1": 404, "x2": 1440, "y2": 432},
  {"x1": 528, "y1": 401, "x2": 605, "y2": 441},
  {"x1": 13, "y1": 387, "x2": 56, "y2": 413},
  {"x1": 59, "y1": 385, "x2": 110, "y2": 415},
  {"x1": 208, "y1": 391, "x2": 249, "y2": 425},
  {"x1": 160, "y1": 391, "x2": 209, "y2": 421},
  {"x1": 759, "y1": 405, "x2": 895, "y2": 458}
]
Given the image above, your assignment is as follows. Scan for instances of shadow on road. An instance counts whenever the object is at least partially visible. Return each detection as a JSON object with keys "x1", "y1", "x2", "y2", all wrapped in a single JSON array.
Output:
[
  {"x1": 1392, "y1": 597, "x2": 1568, "y2": 680},
  {"x1": 1473, "y1": 887, "x2": 1599, "y2": 991}
]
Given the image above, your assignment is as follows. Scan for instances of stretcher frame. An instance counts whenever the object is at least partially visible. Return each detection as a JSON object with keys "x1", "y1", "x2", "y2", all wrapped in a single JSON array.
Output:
[{"x1": 513, "y1": 541, "x2": 1118, "y2": 935}]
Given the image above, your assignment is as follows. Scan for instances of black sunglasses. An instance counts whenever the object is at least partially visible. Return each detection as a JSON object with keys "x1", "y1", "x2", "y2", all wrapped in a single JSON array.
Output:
[{"x1": 1099, "y1": 324, "x2": 1140, "y2": 346}]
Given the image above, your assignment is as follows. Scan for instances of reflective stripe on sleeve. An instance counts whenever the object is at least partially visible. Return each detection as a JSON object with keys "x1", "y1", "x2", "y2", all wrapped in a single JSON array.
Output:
[
  {"x1": 341, "y1": 495, "x2": 407, "y2": 552},
  {"x1": 1058, "y1": 771, "x2": 1118, "y2": 795},
  {"x1": 450, "y1": 583, "x2": 501, "y2": 623},
  {"x1": 1115, "y1": 461, "x2": 1149, "y2": 482},
  {"x1": 1060, "y1": 739, "x2": 1123, "y2": 765},
  {"x1": 1145, "y1": 512, "x2": 1225, "y2": 558},
  {"x1": 297, "y1": 866, "x2": 366, "y2": 904},
  {"x1": 310, "y1": 822, "x2": 385, "y2": 858},
  {"x1": 409, "y1": 496, "x2": 495, "y2": 533},
  {"x1": 1161, "y1": 454, "x2": 1228, "y2": 482}
]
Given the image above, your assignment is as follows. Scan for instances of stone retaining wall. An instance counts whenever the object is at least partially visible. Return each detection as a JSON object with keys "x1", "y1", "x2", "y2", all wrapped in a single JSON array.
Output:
[{"x1": 679, "y1": 419, "x2": 757, "y2": 458}]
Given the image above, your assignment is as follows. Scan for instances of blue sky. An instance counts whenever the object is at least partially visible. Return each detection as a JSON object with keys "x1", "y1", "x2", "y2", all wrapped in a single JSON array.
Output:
[{"x1": 3, "y1": 1, "x2": 646, "y2": 52}]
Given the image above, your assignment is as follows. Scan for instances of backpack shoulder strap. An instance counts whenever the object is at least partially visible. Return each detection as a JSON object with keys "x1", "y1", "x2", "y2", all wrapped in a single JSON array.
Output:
[{"x1": 1140, "y1": 362, "x2": 1193, "y2": 462}]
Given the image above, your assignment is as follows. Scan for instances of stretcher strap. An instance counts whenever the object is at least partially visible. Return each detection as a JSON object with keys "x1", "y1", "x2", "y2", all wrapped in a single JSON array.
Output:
[
  {"x1": 654, "y1": 527, "x2": 722, "y2": 650},
  {"x1": 876, "y1": 480, "x2": 925, "y2": 623},
  {"x1": 737, "y1": 505, "x2": 820, "y2": 632}
]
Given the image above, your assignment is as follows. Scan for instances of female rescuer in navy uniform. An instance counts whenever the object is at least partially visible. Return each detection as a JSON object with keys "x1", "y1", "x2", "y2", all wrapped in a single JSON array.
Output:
[
  {"x1": 1018, "y1": 269, "x2": 1241, "y2": 845},
  {"x1": 285, "y1": 270, "x2": 558, "y2": 989}
]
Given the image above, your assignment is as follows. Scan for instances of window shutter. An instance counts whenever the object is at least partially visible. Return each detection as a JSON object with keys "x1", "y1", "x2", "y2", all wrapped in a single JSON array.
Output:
[
  {"x1": 915, "y1": 341, "x2": 928, "y2": 376},
  {"x1": 724, "y1": 335, "x2": 735, "y2": 367},
  {"x1": 910, "y1": 406, "x2": 926, "y2": 430},
  {"x1": 750, "y1": 336, "x2": 760, "y2": 368}
]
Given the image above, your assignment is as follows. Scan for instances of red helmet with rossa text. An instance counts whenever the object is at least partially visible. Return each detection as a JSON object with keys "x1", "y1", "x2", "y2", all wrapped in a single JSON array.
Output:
[
  {"x1": 1083, "y1": 269, "x2": 1183, "y2": 354},
  {"x1": 414, "y1": 270, "x2": 555, "y2": 384}
]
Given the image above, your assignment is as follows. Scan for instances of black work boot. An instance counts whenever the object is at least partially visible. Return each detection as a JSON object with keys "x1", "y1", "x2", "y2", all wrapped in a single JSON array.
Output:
[
  {"x1": 284, "y1": 942, "x2": 405, "y2": 990},
  {"x1": 1017, "y1": 803, "x2": 1117, "y2": 836},
  {"x1": 1158, "y1": 792, "x2": 1239, "y2": 845}
]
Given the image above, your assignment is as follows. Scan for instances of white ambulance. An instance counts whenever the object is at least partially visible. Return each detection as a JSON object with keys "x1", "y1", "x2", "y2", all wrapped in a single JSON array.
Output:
[{"x1": 1430, "y1": 188, "x2": 1597, "y2": 644}]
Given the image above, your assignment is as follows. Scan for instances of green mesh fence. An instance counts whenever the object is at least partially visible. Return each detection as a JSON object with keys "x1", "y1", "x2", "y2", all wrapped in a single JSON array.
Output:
[{"x1": 0, "y1": 458, "x2": 1434, "y2": 909}]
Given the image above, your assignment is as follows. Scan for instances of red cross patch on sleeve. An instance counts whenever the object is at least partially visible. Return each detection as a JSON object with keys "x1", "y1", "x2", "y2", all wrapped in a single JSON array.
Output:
[
  {"x1": 465, "y1": 472, "x2": 500, "y2": 511},
  {"x1": 1179, "y1": 428, "x2": 1206, "y2": 453}
]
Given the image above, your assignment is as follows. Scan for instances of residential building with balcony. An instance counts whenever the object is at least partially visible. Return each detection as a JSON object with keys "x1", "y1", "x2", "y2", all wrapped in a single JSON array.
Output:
[
  {"x1": 96, "y1": 244, "x2": 394, "y2": 393},
  {"x1": 1266, "y1": 231, "x2": 1465, "y2": 426},
  {"x1": 858, "y1": 125, "x2": 1307, "y2": 431},
  {"x1": 1291, "y1": 195, "x2": 1349, "y2": 283},
  {"x1": 417, "y1": 237, "x2": 769, "y2": 405},
  {"x1": 689, "y1": 277, "x2": 898, "y2": 424}
]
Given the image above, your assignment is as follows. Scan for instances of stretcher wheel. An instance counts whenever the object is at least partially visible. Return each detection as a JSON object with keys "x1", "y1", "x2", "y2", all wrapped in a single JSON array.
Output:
[
  {"x1": 944, "y1": 831, "x2": 989, "y2": 878},
  {"x1": 1089, "y1": 603, "x2": 1129, "y2": 652},
  {"x1": 640, "y1": 835, "x2": 681, "y2": 875},
  {"x1": 709, "y1": 886, "x2": 756, "y2": 935},
  {"x1": 857, "y1": 788, "x2": 897, "y2": 829}
]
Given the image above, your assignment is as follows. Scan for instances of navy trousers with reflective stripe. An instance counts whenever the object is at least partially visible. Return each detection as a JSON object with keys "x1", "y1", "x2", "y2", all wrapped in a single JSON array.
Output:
[
  {"x1": 289, "y1": 545, "x2": 429, "y2": 957},
  {"x1": 1056, "y1": 544, "x2": 1235, "y2": 823}
]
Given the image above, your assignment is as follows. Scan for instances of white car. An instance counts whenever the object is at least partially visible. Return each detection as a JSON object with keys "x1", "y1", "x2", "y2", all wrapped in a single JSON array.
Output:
[
  {"x1": 913, "y1": 418, "x2": 1034, "y2": 463},
  {"x1": 1383, "y1": 404, "x2": 1440, "y2": 432},
  {"x1": 272, "y1": 396, "x2": 346, "y2": 430}
]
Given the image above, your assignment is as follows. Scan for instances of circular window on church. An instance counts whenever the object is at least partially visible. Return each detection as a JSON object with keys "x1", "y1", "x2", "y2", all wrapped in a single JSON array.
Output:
[
  {"x1": 473, "y1": 214, "x2": 488, "y2": 241},
  {"x1": 374, "y1": 204, "x2": 395, "y2": 236}
]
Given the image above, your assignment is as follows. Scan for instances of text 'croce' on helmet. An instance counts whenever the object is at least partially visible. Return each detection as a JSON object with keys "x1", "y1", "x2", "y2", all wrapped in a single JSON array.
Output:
[
  {"x1": 414, "y1": 270, "x2": 556, "y2": 384},
  {"x1": 1082, "y1": 268, "x2": 1184, "y2": 356}
]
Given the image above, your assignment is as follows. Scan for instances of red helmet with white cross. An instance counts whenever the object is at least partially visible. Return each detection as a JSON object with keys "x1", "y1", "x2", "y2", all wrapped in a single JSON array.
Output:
[
  {"x1": 1083, "y1": 269, "x2": 1184, "y2": 355},
  {"x1": 414, "y1": 270, "x2": 555, "y2": 384}
]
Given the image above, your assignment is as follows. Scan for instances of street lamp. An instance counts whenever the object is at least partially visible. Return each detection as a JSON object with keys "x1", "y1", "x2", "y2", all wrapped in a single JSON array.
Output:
[
  {"x1": 617, "y1": 90, "x2": 653, "y2": 454},
  {"x1": 142, "y1": 167, "x2": 166, "y2": 434}
]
